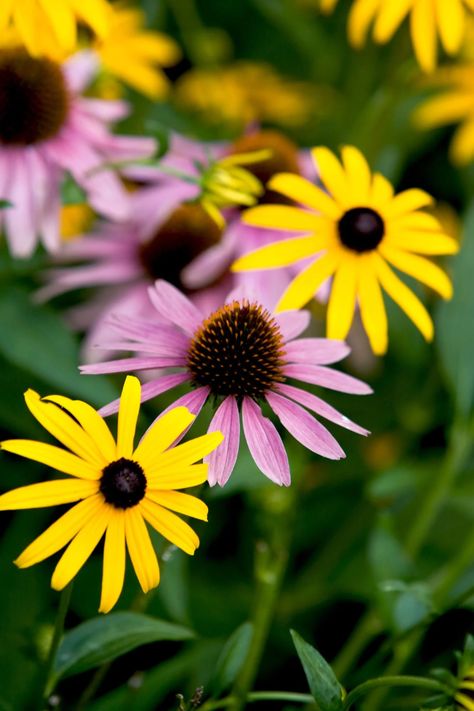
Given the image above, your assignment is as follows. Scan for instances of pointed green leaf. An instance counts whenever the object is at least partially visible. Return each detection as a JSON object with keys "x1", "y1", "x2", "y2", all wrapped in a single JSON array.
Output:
[
  {"x1": 290, "y1": 630, "x2": 344, "y2": 711},
  {"x1": 208, "y1": 622, "x2": 253, "y2": 696}
]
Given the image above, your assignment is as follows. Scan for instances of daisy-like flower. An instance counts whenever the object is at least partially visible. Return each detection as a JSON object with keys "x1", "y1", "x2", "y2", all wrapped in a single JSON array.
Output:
[
  {"x1": 456, "y1": 665, "x2": 474, "y2": 711},
  {"x1": 0, "y1": 376, "x2": 223, "y2": 613},
  {"x1": 0, "y1": 48, "x2": 155, "y2": 256},
  {"x1": 82, "y1": 280, "x2": 371, "y2": 487},
  {"x1": 0, "y1": 0, "x2": 111, "y2": 57},
  {"x1": 93, "y1": 3, "x2": 181, "y2": 99},
  {"x1": 321, "y1": 0, "x2": 474, "y2": 73},
  {"x1": 232, "y1": 145, "x2": 459, "y2": 355}
]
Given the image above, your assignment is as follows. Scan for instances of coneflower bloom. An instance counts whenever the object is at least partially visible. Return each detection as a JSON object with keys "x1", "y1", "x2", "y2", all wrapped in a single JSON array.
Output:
[
  {"x1": 321, "y1": 0, "x2": 474, "y2": 73},
  {"x1": 82, "y1": 280, "x2": 371, "y2": 487},
  {"x1": 0, "y1": 48, "x2": 155, "y2": 256},
  {"x1": 0, "y1": 376, "x2": 222, "y2": 613},
  {"x1": 233, "y1": 145, "x2": 458, "y2": 355}
]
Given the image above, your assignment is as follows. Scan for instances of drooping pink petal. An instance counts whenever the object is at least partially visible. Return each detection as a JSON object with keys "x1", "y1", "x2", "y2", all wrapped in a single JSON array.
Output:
[
  {"x1": 4, "y1": 152, "x2": 39, "y2": 257},
  {"x1": 205, "y1": 396, "x2": 240, "y2": 487},
  {"x1": 181, "y1": 233, "x2": 236, "y2": 290},
  {"x1": 266, "y1": 391, "x2": 345, "y2": 460},
  {"x1": 284, "y1": 338, "x2": 351, "y2": 365},
  {"x1": 148, "y1": 280, "x2": 203, "y2": 335},
  {"x1": 241, "y1": 397, "x2": 290, "y2": 486},
  {"x1": 81, "y1": 355, "x2": 184, "y2": 375},
  {"x1": 275, "y1": 383, "x2": 369, "y2": 436},
  {"x1": 99, "y1": 372, "x2": 189, "y2": 417},
  {"x1": 284, "y1": 364, "x2": 372, "y2": 394},
  {"x1": 62, "y1": 50, "x2": 99, "y2": 93},
  {"x1": 274, "y1": 310, "x2": 310, "y2": 341}
]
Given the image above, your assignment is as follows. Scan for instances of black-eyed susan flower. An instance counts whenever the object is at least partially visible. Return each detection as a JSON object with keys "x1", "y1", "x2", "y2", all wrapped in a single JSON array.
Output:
[
  {"x1": 321, "y1": 0, "x2": 474, "y2": 73},
  {"x1": 232, "y1": 145, "x2": 458, "y2": 355},
  {"x1": 0, "y1": 376, "x2": 223, "y2": 613},
  {"x1": 0, "y1": 0, "x2": 111, "y2": 57},
  {"x1": 93, "y1": 4, "x2": 181, "y2": 100},
  {"x1": 456, "y1": 664, "x2": 474, "y2": 711}
]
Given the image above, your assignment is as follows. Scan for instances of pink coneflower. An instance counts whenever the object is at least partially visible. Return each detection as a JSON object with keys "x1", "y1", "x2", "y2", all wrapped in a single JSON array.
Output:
[
  {"x1": 82, "y1": 280, "x2": 371, "y2": 486},
  {"x1": 0, "y1": 48, "x2": 155, "y2": 257}
]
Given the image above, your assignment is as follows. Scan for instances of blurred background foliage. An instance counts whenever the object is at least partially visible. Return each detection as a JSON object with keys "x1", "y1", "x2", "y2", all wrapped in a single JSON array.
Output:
[{"x1": 0, "y1": 0, "x2": 473, "y2": 709}]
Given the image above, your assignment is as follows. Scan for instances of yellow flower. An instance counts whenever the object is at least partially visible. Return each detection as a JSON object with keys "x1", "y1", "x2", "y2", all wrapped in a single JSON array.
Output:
[
  {"x1": 60, "y1": 204, "x2": 95, "y2": 240},
  {"x1": 414, "y1": 63, "x2": 474, "y2": 164},
  {"x1": 456, "y1": 664, "x2": 474, "y2": 710},
  {"x1": 233, "y1": 145, "x2": 458, "y2": 355},
  {"x1": 94, "y1": 3, "x2": 181, "y2": 99},
  {"x1": 174, "y1": 61, "x2": 316, "y2": 130},
  {"x1": 321, "y1": 0, "x2": 474, "y2": 73},
  {"x1": 0, "y1": 0, "x2": 111, "y2": 57},
  {"x1": 0, "y1": 376, "x2": 223, "y2": 613}
]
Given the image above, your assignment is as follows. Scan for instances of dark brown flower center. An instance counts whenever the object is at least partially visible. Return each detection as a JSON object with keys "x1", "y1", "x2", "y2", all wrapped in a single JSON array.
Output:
[
  {"x1": 100, "y1": 457, "x2": 146, "y2": 509},
  {"x1": 0, "y1": 48, "x2": 69, "y2": 146},
  {"x1": 138, "y1": 203, "x2": 223, "y2": 288},
  {"x1": 230, "y1": 130, "x2": 300, "y2": 204},
  {"x1": 187, "y1": 300, "x2": 286, "y2": 399},
  {"x1": 338, "y1": 207, "x2": 385, "y2": 253}
]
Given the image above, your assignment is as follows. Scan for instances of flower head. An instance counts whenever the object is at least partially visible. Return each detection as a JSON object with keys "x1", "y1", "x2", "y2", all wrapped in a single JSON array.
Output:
[
  {"x1": 322, "y1": 0, "x2": 474, "y2": 72},
  {"x1": 0, "y1": 0, "x2": 111, "y2": 57},
  {"x1": 82, "y1": 280, "x2": 371, "y2": 487},
  {"x1": 0, "y1": 376, "x2": 222, "y2": 612},
  {"x1": 0, "y1": 48, "x2": 154, "y2": 256},
  {"x1": 233, "y1": 145, "x2": 458, "y2": 354}
]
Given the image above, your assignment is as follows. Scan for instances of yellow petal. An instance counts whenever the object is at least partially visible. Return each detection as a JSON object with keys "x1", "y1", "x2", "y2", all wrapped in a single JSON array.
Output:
[
  {"x1": 0, "y1": 440, "x2": 100, "y2": 480},
  {"x1": 38, "y1": 0, "x2": 76, "y2": 51},
  {"x1": 13, "y1": 0, "x2": 42, "y2": 55},
  {"x1": 146, "y1": 463, "x2": 209, "y2": 490},
  {"x1": 385, "y1": 230, "x2": 459, "y2": 254},
  {"x1": 0, "y1": 0, "x2": 14, "y2": 31},
  {"x1": 327, "y1": 254, "x2": 358, "y2": 341},
  {"x1": 51, "y1": 502, "x2": 111, "y2": 590},
  {"x1": 276, "y1": 251, "x2": 340, "y2": 313},
  {"x1": 434, "y1": 0, "x2": 464, "y2": 55},
  {"x1": 140, "y1": 498, "x2": 199, "y2": 555},
  {"x1": 341, "y1": 145, "x2": 372, "y2": 203},
  {"x1": 372, "y1": 0, "x2": 412, "y2": 43},
  {"x1": 0, "y1": 479, "x2": 98, "y2": 510},
  {"x1": 311, "y1": 147, "x2": 349, "y2": 206},
  {"x1": 450, "y1": 119, "x2": 474, "y2": 165},
  {"x1": 413, "y1": 91, "x2": 474, "y2": 129},
  {"x1": 410, "y1": 0, "x2": 437, "y2": 73},
  {"x1": 348, "y1": 0, "x2": 383, "y2": 47},
  {"x1": 267, "y1": 173, "x2": 343, "y2": 219},
  {"x1": 232, "y1": 235, "x2": 322, "y2": 271},
  {"x1": 374, "y1": 255, "x2": 434, "y2": 341},
  {"x1": 72, "y1": 0, "x2": 111, "y2": 38},
  {"x1": 116, "y1": 376, "x2": 141, "y2": 459},
  {"x1": 146, "y1": 490, "x2": 208, "y2": 521},
  {"x1": 134, "y1": 407, "x2": 196, "y2": 470},
  {"x1": 392, "y1": 212, "x2": 443, "y2": 231},
  {"x1": 357, "y1": 255, "x2": 388, "y2": 354},
  {"x1": 15, "y1": 495, "x2": 103, "y2": 568},
  {"x1": 44, "y1": 396, "x2": 116, "y2": 463},
  {"x1": 24, "y1": 391, "x2": 105, "y2": 467},
  {"x1": 243, "y1": 204, "x2": 321, "y2": 232},
  {"x1": 380, "y1": 245, "x2": 453, "y2": 298},
  {"x1": 125, "y1": 507, "x2": 160, "y2": 593},
  {"x1": 371, "y1": 172, "x2": 394, "y2": 206},
  {"x1": 99, "y1": 510, "x2": 126, "y2": 614},
  {"x1": 149, "y1": 433, "x2": 223, "y2": 477},
  {"x1": 382, "y1": 189, "x2": 434, "y2": 219}
]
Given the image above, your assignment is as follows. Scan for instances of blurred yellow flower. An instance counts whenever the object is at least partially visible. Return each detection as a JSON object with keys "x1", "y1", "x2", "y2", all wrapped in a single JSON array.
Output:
[
  {"x1": 321, "y1": 0, "x2": 474, "y2": 73},
  {"x1": 174, "y1": 61, "x2": 316, "y2": 129},
  {"x1": 94, "y1": 4, "x2": 181, "y2": 99},
  {"x1": 0, "y1": 0, "x2": 111, "y2": 57},
  {"x1": 60, "y1": 204, "x2": 95, "y2": 240}
]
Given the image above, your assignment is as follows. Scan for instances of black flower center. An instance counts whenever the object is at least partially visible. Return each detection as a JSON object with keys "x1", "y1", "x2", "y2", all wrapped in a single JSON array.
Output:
[
  {"x1": 230, "y1": 130, "x2": 300, "y2": 205},
  {"x1": 0, "y1": 48, "x2": 69, "y2": 146},
  {"x1": 187, "y1": 300, "x2": 286, "y2": 399},
  {"x1": 138, "y1": 203, "x2": 223, "y2": 288},
  {"x1": 338, "y1": 207, "x2": 385, "y2": 253},
  {"x1": 100, "y1": 458, "x2": 147, "y2": 509}
]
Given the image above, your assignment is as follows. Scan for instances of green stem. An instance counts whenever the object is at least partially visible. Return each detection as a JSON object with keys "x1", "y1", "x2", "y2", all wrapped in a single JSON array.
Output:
[
  {"x1": 166, "y1": 0, "x2": 206, "y2": 66},
  {"x1": 202, "y1": 691, "x2": 315, "y2": 709},
  {"x1": 332, "y1": 610, "x2": 382, "y2": 680},
  {"x1": 343, "y1": 676, "x2": 448, "y2": 710},
  {"x1": 42, "y1": 583, "x2": 73, "y2": 701}
]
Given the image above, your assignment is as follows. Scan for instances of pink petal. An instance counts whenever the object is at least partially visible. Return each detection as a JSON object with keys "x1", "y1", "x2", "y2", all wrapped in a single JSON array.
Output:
[
  {"x1": 241, "y1": 397, "x2": 290, "y2": 486},
  {"x1": 148, "y1": 280, "x2": 203, "y2": 335},
  {"x1": 181, "y1": 234, "x2": 236, "y2": 290},
  {"x1": 99, "y1": 372, "x2": 189, "y2": 417},
  {"x1": 63, "y1": 51, "x2": 99, "y2": 93},
  {"x1": 205, "y1": 396, "x2": 240, "y2": 487},
  {"x1": 145, "y1": 386, "x2": 210, "y2": 446},
  {"x1": 266, "y1": 391, "x2": 345, "y2": 460},
  {"x1": 284, "y1": 364, "x2": 372, "y2": 395},
  {"x1": 81, "y1": 355, "x2": 183, "y2": 375},
  {"x1": 78, "y1": 98, "x2": 129, "y2": 123},
  {"x1": 275, "y1": 383, "x2": 369, "y2": 436},
  {"x1": 274, "y1": 311, "x2": 310, "y2": 341},
  {"x1": 284, "y1": 338, "x2": 351, "y2": 365}
]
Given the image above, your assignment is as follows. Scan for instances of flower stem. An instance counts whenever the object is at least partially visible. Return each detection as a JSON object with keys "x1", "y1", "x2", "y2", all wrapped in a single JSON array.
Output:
[
  {"x1": 342, "y1": 675, "x2": 448, "y2": 710},
  {"x1": 42, "y1": 583, "x2": 73, "y2": 702}
]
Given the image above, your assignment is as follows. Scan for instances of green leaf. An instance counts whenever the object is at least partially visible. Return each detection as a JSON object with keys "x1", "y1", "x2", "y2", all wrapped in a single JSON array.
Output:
[
  {"x1": 0, "y1": 287, "x2": 116, "y2": 406},
  {"x1": 61, "y1": 173, "x2": 87, "y2": 205},
  {"x1": 0, "y1": 199, "x2": 12, "y2": 209},
  {"x1": 208, "y1": 622, "x2": 253, "y2": 696},
  {"x1": 290, "y1": 630, "x2": 344, "y2": 711},
  {"x1": 437, "y1": 199, "x2": 474, "y2": 416},
  {"x1": 53, "y1": 612, "x2": 194, "y2": 682}
]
